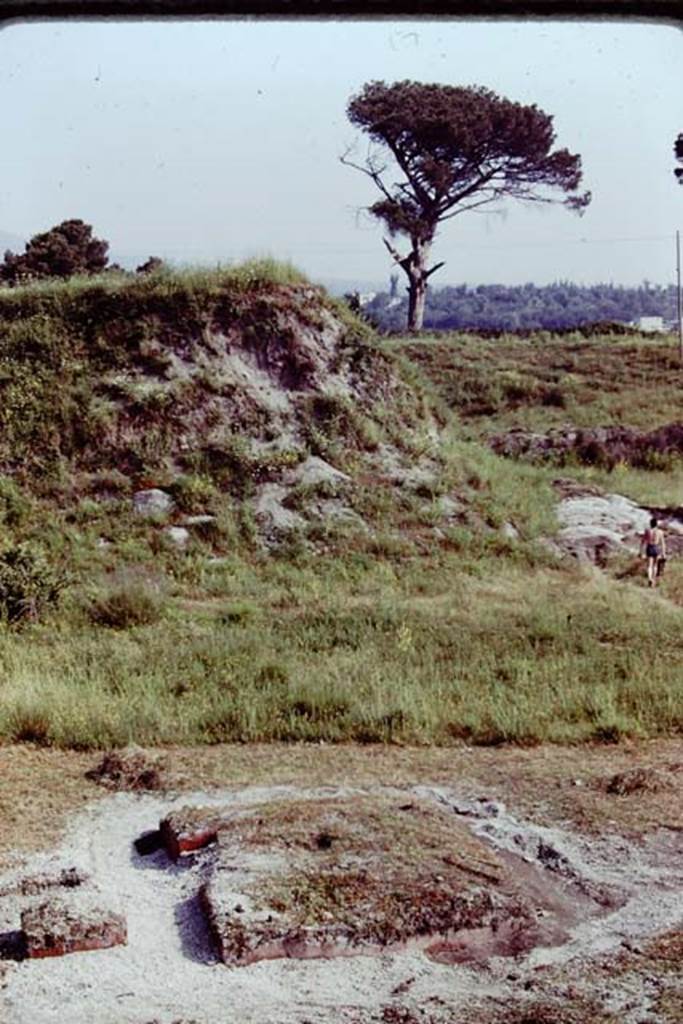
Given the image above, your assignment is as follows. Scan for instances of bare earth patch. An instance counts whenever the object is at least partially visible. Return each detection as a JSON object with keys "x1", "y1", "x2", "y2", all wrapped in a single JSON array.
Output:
[
  {"x1": 0, "y1": 741, "x2": 681, "y2": 1022},
  {"x1": 191, "y1": 794, "x2": 536, "y2": 965}
]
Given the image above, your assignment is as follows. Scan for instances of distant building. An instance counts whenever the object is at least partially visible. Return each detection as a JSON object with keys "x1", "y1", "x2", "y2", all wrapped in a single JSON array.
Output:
[
  {"x1": 629, "y1": 315, "x2": 666, "y2": 333},
  {"x1": 358, "y1": 291, "x2": 377, "y2": 307}
]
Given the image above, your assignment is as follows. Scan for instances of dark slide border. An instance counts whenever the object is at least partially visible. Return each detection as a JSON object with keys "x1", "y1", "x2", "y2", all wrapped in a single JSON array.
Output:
[{"x1": 0, "y1": 0, "x2": 681, "y2": 21}]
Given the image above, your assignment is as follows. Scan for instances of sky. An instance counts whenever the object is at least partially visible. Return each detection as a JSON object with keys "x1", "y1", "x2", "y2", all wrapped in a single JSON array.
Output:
[{"x1": 0, "y1": 17, "x2": 681, "y2": 289}]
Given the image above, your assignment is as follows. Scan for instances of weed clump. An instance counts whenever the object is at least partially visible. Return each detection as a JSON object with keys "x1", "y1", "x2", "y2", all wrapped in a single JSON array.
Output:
[
  {"x1": 88, "y1": 581, "x2": 166, "y2": 629},
  {"x1": 85, "y1": 745, "x2": 165, "y2": 790},
  {"x1": 604, "y1": 766, "x2": 676, "y2": 796}
]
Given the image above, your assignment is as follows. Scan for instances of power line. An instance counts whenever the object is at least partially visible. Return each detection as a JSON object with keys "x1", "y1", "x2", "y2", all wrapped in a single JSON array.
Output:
[{"x1": 447, "y1": 234, "x2": 675, "y2": 252}]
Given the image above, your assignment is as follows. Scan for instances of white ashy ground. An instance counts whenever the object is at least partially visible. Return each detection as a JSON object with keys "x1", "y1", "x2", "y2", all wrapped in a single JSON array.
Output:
[{"x1": 1, "y1": 783, "x2": 682, "y2": 1024}]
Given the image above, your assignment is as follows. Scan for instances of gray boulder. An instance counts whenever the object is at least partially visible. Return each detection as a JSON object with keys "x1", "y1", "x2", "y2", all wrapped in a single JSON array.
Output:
[
  {"x1": 287, "y1": 455, "x2": 351, "y2": 488},
  {"x1": 132, "y1": 488, "x2": 174, "y2": 517},
  {"x1": 555, "y1": 493, "x2": 650, "y2": 563},
  {"x1": 254, "y1": 483, "x2": 306, "y2": 538},
  {"x1": 163, "y1": 526, "x2": 190, "y2": 547}
]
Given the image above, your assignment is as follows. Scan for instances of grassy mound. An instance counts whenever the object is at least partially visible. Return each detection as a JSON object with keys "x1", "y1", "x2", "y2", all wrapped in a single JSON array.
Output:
[{"x1": 0, "y1": 261, "x2": 440, "y2": 487}]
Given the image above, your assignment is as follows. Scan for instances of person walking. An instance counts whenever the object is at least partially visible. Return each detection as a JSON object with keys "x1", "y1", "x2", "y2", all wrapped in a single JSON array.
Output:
[{"x1": 640, "y1": 517, "x2": 666, "y2": 588}]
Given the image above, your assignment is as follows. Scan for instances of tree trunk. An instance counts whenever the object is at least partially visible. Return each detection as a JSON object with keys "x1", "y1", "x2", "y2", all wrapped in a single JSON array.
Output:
[
  {"x1": 383, "y1": 235, "x2": 443, "y2": 334},
  {"x1": 407, "y1": 272, "x2": 427, "y2": 332},
  {"x1": 405, "y1": 239, "x2": 431, "y2": 332}
]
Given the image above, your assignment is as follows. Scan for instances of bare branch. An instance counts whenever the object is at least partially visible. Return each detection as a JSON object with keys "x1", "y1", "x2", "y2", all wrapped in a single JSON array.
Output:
[
  {"x1": 340, "y1": 150, "x2": 394, "y2": 204},
  {"x1": 425, "y1": 261, "x2": 445, "y2": 280},
  {"x1": 383, "y1": 238, "x2": 413, "y2": 273}
]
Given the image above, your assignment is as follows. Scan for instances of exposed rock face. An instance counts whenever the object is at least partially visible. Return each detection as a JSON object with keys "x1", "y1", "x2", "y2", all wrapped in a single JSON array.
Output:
[
  {"x1": 181, "y1": 515, "x2": 218, "y2": 528},
  {"x1": 313, "y1": 500, "x2": 368, "y2": 533},
  {"x1": 21, "y1": 889, "x2": 126, "y2": 959},
  {"x1": 545, "y1": 480, "x2": 683, "y2": 566},
  {"x1": 371, "y1": 444, "x2": 442, "y2": 492},
  {"x1": 111, "y1": 285, "x2": 433, "y2": 475},
  {"x1": 163, "y1": 526, "x2": 190, "y2": 547},
  {"x1": 436, "y1": 495, "x2": 464, "y2": 520},
  {"x1": 253, "y1": 483, "x2": 306, "y2": 539},
  {"x1": 555, "y1": 492, "x2": 650, "y2": 562},
  {"x1": 286, "y1": 455, "x2": 351, "y2": 488}
]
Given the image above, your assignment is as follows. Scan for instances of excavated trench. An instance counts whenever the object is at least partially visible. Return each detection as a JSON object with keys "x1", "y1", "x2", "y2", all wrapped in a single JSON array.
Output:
[{"x1": 0, "y1": 784, "x2": 682, "y2": 1024}]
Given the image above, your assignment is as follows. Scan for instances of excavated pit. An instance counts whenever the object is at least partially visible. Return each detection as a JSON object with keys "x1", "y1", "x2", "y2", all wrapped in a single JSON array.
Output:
[
  {"x1": 155, "y1": 793, "x2": 617, "y2": 969},
  {"x1": 1, "y1": 782, "x2": 681, "y2": 1024}
]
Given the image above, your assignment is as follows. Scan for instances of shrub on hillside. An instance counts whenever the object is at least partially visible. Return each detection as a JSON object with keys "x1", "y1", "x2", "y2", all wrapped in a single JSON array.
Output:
[
  {"x1": 198, "y1": 437, "x2": 300, "y2": 493},
  {"x1": 169, "y1": 474, "x2": 218, "y2": 514},
  {"x1": 88, "y1": 581, "x2": 166, "y2": 629},
  {"x1": 0, "y1": 543, "x2": 68, "y2": 624},
  {"x1": 0, "y1": 476, "x2": 32, "y2": 527}
]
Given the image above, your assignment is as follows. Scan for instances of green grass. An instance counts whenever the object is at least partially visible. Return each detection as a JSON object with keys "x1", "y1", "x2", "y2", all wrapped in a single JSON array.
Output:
[
  {"x1": 0, "y1": 543, "x2": 682, "y2": 750},
  {"x1": 388, "y1": 331, "x2": 683, "y2": 436},
  {"x1": 0, "y1": 258, "x2": 311, "y2": 311}
]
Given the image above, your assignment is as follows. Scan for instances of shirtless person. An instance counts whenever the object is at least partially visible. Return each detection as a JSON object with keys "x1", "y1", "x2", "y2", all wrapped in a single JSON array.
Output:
[{"x1": 640, "y1": 517, "x2": 666, "y2": 588}]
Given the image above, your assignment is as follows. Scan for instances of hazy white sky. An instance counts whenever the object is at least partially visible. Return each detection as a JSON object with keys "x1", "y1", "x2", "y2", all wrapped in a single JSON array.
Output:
[{"x1": 1, "y1": 18, "x2": 681, "y2": 287}]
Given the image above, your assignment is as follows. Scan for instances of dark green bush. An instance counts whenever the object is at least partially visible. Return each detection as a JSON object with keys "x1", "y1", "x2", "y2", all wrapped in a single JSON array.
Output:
[{"x1": 0, "y1": 542, "x2": 68, "y2": 624}]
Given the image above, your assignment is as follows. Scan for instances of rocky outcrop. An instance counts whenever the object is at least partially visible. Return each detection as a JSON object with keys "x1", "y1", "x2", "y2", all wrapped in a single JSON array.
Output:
[
  {"x1": 555, "y1": 492, "x2": 650, "y2": 562},
  {"x1": 551, "y1": 482, "x2": 683, "y2": 565},
  {"x1": 285, "y1": 455, "x2": 351, "y2": 489},
  {"x1": 253, "y1": 483, "x2": 307, "y2": 540},
  {"x1": 490, "y1": 422, "x2": 683, "y2": 470}
]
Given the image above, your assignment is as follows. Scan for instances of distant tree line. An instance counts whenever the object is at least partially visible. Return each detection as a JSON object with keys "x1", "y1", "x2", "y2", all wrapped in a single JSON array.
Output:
[{"x1": 363, "y1": 281, "x2": 679, "y2": 333}]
